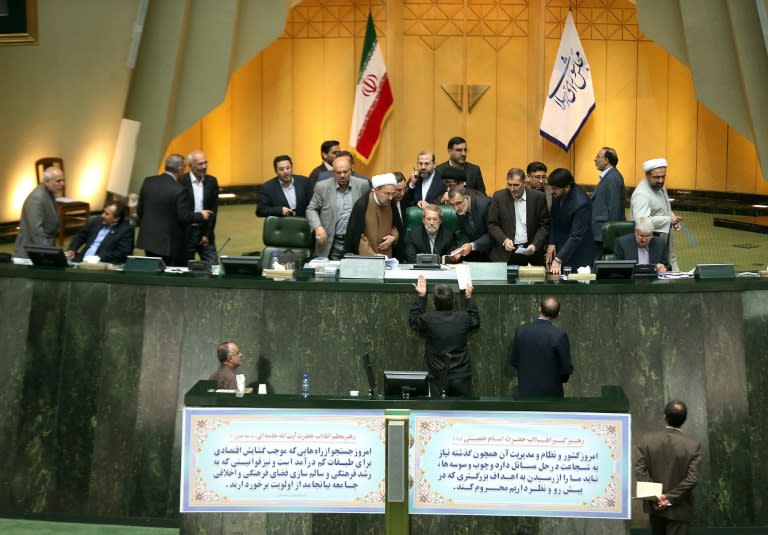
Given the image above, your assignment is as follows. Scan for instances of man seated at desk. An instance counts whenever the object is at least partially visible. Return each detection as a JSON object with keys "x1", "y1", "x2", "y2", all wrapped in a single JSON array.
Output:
[
  {"x1": 209, "y1": 341, "x2": 242, "y2": 390},
  {"x1": 613, "y1": 217, "x2": 670, "y2": 272},
  {"x1": 405, "y1": 204, "x2": 457, "y2": 263},
  {"x1": 64, "y1": 201, "x2": 134, "y2": 264}
]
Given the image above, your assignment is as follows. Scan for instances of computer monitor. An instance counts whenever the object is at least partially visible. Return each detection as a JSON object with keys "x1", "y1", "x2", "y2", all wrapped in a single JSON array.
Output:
[
  {"x1": 383, "y1": 370, "x2": 429, "y2": 398},
  {"x1": 25, "y1": 246, "x2": 69, "y2": 268},
  {"x1": 220, "y1": 255, "x2": 262, "y2": 276},
  {"x1": 594, "y1": 260, "x2": 636, "y2": 280}
]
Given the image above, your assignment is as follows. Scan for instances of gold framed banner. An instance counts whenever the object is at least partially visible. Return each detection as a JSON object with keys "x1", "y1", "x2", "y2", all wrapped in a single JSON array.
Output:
[{"x1": 0, "y1": 0, "x2": 37, "y2": 45}]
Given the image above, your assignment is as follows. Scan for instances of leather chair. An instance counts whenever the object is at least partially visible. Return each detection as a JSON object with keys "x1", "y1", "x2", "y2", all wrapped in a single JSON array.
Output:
[
  {"x1": 35, "y1": 157, "x2": 90, "y2": 245},
  {"x1": 404, "y1": 205, "x2": 460, "y2": 236},
  {"x1": 262, "y1": 216, "x2": 313, "y2": 267},
  {"x1": 601, "y1": 221, "x2": 635, "y2": 260}
]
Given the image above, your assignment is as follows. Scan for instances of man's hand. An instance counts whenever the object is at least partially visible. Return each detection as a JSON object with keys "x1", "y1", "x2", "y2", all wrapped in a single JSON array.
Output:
[
  {"x1": 503, "y1": 238, "x2": 515, "y2": 252},
  {"x1": 656, "y1": 262, "x2": 667, "y2": 273},
  {"x1": 315, "y1": 226, "x2": 328, "y2": 245},
  {"x1": 550, "y1": 259, "x2": 562, "y2": 276},
  {"x1": 465, "y1": 283, "x2": 473, "y2": 299},
  {"x1": 457, "y1": 243, "x2": 473, "y2": 257},
  {"x1": 413, "y1": 274, "x2": 427, "y2": 296},
  {"x1": 545, "y1": 244, "x2": 556, "y2": 264},
  {"x1": 410, "y1": 168, "x2": 419, "y2": 187},
  {"x1": 654, "y1": 494, "x2": 671, "y2": 511},
  {"x1": 64, "y1": 250, "x2": 75, "y2": 259},
  {"x1": 417, "y1": 200, "x2": 429, "y2": 209},
  {"x1": 281, "y1": 207, "x2": 295, "y2": 216},
  {"x1": 199, "y1": 236, "x2": 209, "y2": 247},
  {"x1": 200, "y1": 210, "x2": 213, "y2": 220},
  {"x1": 523, "y1": 244, "x2": 536, "y2": 256},
  {"x1": 378, "y1": 235, "x2": 396, "y2": 251},
  {"x1": 671, "y1": 214, "x2": 682, "y2": 231}
]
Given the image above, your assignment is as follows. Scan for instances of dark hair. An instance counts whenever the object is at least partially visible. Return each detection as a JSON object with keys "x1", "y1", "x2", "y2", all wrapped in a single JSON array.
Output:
[
  {"x1": 447, "y1": 136, "x2": 467, "y2": 149},
  {"x1": 321, "y1": 140, "x2": 340, "y2": 154},
  {"x1": 334, "y1": 150, "x2": 354, "y2": 163},
  {"x1": 217, "y1": 341, "x2": 235, "y2": 363},
  {"x1": 547, "y1": 168, "x2": 575, "y2": 188},
  {"x1": 506, "y1": 168, "x2": 525, "y2": 182},
  {"x1": 603, "y1": 147, "x2": 618, "y2": 166},
  {"x1": 393, "y1": 171, "x2": 406, "y2": 183},
  {"x1": 106, "y1": 201, "x2": 127, "y2": 223},
  {"x1": 447, "y1": 187, "x2": 469, "y2": 200},
  {"x1": 540, "y1": 296, "x2": 560, "y2": 319},
  {"x1": 433, "y1": 285, "x2": 454, "y2": 311},
  {"x1": 664, "y1": 400, "x2": 688, "y2": 428},
  {"x1": 526, "y1": 161, "x2": 547, "y2": 174},
  {"x1": 273, "y1": 154, "x2": 292, "y2": 171}
]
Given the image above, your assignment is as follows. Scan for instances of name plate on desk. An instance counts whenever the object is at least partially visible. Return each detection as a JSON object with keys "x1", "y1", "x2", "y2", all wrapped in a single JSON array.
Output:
[
  {"x1": 409, "y1": 411, "x2": 631, "y2": 519},
  {"x1": 181, "y1": 408, "x2": 386, "y2": 513},
  {"x1": 339, "y1": 256, "x2": 386, "y2": 279}
]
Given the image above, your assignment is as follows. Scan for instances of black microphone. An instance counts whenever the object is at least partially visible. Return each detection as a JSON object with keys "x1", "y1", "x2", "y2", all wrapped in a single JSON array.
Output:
[
  {"x1": 362, "y1": 353, "x2": 376, "y2": 398},
  {"x1": 216, "y1": 237, "x2": 231, "y2": 257}
]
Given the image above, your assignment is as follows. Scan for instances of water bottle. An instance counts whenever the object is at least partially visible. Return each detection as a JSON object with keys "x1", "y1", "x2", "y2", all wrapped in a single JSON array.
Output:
[
  {"x1": 270, "y1": 251, "x2": 279, "y2": 268},
  {"x1": 301, "y1": 373, "x2": 310, "y2": 398}
]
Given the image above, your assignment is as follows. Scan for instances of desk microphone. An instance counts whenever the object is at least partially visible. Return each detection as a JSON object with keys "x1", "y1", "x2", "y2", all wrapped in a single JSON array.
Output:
[{"x1": 216, "y1": 237, "x2": 231, "y2": 257}]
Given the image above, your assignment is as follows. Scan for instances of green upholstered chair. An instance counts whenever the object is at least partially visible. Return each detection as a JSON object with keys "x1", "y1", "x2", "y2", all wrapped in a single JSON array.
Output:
[
  {"x1": 262, "y1": 216, "x2": 314, "y2": 267},
  {"x1": 404, "y1": 205, "x2": 460, "y2": 236},
  {"x1": 601, "y1": 220, "x2": 635, "y2": 260}
]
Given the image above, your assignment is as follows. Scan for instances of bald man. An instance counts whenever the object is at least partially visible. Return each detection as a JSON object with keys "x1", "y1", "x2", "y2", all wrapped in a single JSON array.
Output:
[
  {"x1": 14, "y1": 166, "x2": 65, "y2": 258},
  {"x1": 179, "y1": 150, "x2": 219, "y2": 263}
]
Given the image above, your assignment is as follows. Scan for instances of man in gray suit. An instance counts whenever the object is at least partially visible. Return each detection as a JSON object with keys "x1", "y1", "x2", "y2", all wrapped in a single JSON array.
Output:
[
  {"x1": 635, "y1": 400, "x2": 703, "y2": 535},
  {"x1": 306, "y1": 154, "x2": 370, "y2": 259},
  {"x1": 591, "y1": 146, "x2": 626, "y2": 258},
  {"x1": 14, "y1": 166, "x2": 65, "y2": 258}
]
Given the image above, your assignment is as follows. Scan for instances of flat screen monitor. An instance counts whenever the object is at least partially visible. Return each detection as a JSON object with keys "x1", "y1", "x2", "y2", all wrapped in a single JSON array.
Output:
[
  {"x1": 383, "y1": 370, "x2": 429, "y2": 398},
  {"x1": 220, "y1": 255, "x2": 262, "y2": 276},
  {"x1": 594, "y1": 260, "x2": 636, "y2": 280},
  {"x1": 25, "y1": 246, "x2": 69, "y2": 268}
]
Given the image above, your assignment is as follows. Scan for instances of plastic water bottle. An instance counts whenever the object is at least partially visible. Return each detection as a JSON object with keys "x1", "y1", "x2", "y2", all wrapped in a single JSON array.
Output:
[
  {"x1": 301, "y1": 373, "x2": 310, "y2": 398},
  {"x1": 270, "y1": 251, "x2": 279, "y2": 268}
]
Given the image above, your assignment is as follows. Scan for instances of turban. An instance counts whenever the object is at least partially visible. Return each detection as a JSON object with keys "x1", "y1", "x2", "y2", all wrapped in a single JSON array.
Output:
[
  {"x1": 642, "y1": 158, "x2": 668, "y2": 173},
  {"x1": 440, "y1": 166, "x2": 466, "y2": 182},
  {"x1": 371, "y1": 173, "x2": 397, "y2": 188}
]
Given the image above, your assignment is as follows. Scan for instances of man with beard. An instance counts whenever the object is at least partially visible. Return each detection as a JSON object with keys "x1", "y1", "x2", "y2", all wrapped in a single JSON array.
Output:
[
  {"x1": 487, "y1": 168, "x2": 549, "y2": 265},
  {"x1": 447, "y1": 187, "x2": 493, "y2": 262},
  {"x1": 631, "y1": 158, "x2": 682, "y2": 271},
  {"x1": 405, "y1": 204, "x2": 457, "y2": 263},
  {"x1": 546, "y1": 168, "x2": 595, "y2": 276},
  {"x1": 407, "y1": 151, "x2": 443, "y2": 207},
  {"x1": 435, "y1": 136, "x2": 486, "y2": 194},
  {"x1": 256, "y1": 155, "x2": 313, "y2": 217},
  {"x1": 344, "y1": 173, "x2": 399, "y2": 257},
  {"x1": 591, "y1": 146, "x2": 626, "y2": 258},
  {"x1": 391, "y1": 172, "x2": 409, "y2": 261},
  {"x1": 526, "y1": 161, "x2": 551, "y2": 209}
]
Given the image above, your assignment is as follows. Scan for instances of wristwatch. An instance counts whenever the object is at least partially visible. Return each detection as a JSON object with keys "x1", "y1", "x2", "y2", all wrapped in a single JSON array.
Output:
[{"x1": 552, "y1": 257, "x2": 562, "y2": 264}]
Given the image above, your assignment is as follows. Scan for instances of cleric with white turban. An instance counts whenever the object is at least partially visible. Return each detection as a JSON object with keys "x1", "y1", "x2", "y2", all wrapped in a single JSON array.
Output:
[{"x1": 642, "y1": 158, "x2": 668, "y2": 173}]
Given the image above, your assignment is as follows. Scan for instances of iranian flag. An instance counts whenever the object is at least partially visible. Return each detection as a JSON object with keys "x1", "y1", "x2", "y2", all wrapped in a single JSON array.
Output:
[{"x1": 349, "y1": 13, "x2": 393, "y2": 163}]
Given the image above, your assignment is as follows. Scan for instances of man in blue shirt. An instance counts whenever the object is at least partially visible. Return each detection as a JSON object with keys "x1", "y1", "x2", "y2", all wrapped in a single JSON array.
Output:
[{"x1": 65, "y1": 201, "x2": 134, "y2": 263}]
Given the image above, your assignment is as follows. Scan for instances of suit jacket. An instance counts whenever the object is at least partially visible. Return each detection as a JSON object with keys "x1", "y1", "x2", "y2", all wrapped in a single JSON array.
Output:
[
  {"x1": 549, "y1": 184, "x2": 595, "y2": 269},
  {"x1": 308, "y1": 162, "x2": 328, "y2": 187},
  {"x1": 455, "y1": 194, "x2": 493, "y2": 259},
  {"x1": 409, "y1": 294, "x2": 480, "y2": 395},
  {"x1": 613, "y1": 233, "x2": 671, "y2": 270},
  {"x1": 405, "y1": 224, "x2": 456, "y2": 263},
  {"x1": 487, "y1": 187, "x2": 550, "y2": 262},
  {"x1": 136, "y1": 172, "x2": 203, "y2": 262},
  {"x1": 256, "y1": 175, "x2": 313, "y2": 218},
  {"x1": 634, "y1": 428, "x2": 702, "y2": 521},
  {"x1": 179, "y1": 172, "x2": 219, "y2": 241},
  {"x1": 67, "y1": 218, "x2": 134, "y2": 263},
  {"x1": 14, "y1": 184, "x2": 60, "y2": 258},
  {"x1": 317, "y1": 170, "x2": 369, "y2": 183},
  {"x1": 591, "y1": 166, "x2": 626, "y2": 241},
  {"x1": 435, "y1": 161, "x2": 486, "y2": 193},
  {"x1": 406, "y1": 172, "x2": 443, "y2": 207},
  {"x1": 391, "y1": 198, "x2": 407, "y2": 261},
  {"x1": 511, "y1": 318, "x2": 573, "y2": 397},
  {"x1": 306, "y1": 176, "x2": 371, "y2": 257}
]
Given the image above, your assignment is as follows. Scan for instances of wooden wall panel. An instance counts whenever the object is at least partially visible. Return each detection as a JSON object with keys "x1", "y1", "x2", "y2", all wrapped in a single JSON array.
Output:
[
  {"x1": 696, "y1": 103, "x2": 728, "y2": 191},
  {"x1": 162, "y1": 0, "x2": 766, "y2": 194},
  {"x1": 666, "y1": 55, "x2": 698, "y2": 189}
]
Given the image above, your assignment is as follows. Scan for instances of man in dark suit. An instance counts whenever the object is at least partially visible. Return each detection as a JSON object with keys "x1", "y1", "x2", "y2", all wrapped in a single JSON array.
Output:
[
  {"x1": 407, "y1": 151, "x2": 444, "y2": 207},
  {"x1": 256, "y1": 155, "x2": 313, "y2": 218},
  {"x1": 391, "y1": 172, "x2": 408, "y2": 261},
  {"x1": 64, "y1": 201, "x2": 133, "y2": 263},
  {"x1": 447, "y1": 187, "x2": 493, "y2": 261},
  {"x1": 487, "y1": 168, "x2": 550, "y2": 265},
  {"x1": 307, "y1": 139, "x2": 340, "y2": 187},
  {"x1": 434, "y1": 136, "x2": 486, "y2": 194},
  {"x1": 634, "y1": 400, "x2": 702, "y2": 535},
  {"x1": 136, "y1": 153, "x2": 212, "y2": 266},
  {"x1": 591, "y1": 146, "x2": 626, "y2": 258},
  {"x1": 546, "y1": 168, "x2": 595, "y2": 275},
  {"x1": 405, "y1": 204, "x2": 457, "y2": 263},
  {"x1": 614, "y1": 217, "x2": 671, "y2": 272},
  {"x1": 179, "y1": 150, "x2": 219, "y2": 263},
  {"x1": 511, "y1": 296, "x2": 573, "y2": 398},
  {"x1": 409, "y1": 274, "x2": 479, "y2": 396}
]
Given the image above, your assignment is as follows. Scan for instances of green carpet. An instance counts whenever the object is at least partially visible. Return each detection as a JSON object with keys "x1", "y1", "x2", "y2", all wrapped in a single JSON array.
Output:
[{"x1": 0, "y1": 518, "x2": 177, "y2": 535}]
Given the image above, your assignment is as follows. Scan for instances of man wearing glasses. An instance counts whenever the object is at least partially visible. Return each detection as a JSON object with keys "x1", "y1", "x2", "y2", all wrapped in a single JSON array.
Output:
[
  {"x1": 526, "y1": 161, "x2": 551, "y2": 209},
  {"x1": 446, "y1": 187, "x2": 492, "y2": 262}
]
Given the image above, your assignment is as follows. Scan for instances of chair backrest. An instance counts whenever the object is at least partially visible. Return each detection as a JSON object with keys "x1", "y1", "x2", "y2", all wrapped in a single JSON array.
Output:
[
  {"x1": 601, "y1": 220, "x2": 635, "y2": 260},
  {"x1": 405, "y1": 205, "x2": 460, "y2": 235},
  {"x1": 262, "y1": 216, "x2": 313, "y2": 248},
  {"x1": 35, "y1": 157, "x2": 66, "y2": 196}
]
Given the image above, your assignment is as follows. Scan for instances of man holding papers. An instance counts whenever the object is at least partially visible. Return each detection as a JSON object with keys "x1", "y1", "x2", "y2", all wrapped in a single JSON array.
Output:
[{"x1": 634, "y1": 400, "x2": 703, "y2": 534}]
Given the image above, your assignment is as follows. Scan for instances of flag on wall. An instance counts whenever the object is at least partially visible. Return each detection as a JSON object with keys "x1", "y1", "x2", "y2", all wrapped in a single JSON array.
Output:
[
  {"x1": 540, "y1": 11, "x2": 595, "y2": 151},
  {"x1": 349, "y1": 13, "x2": 393, "y2": 163}
]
